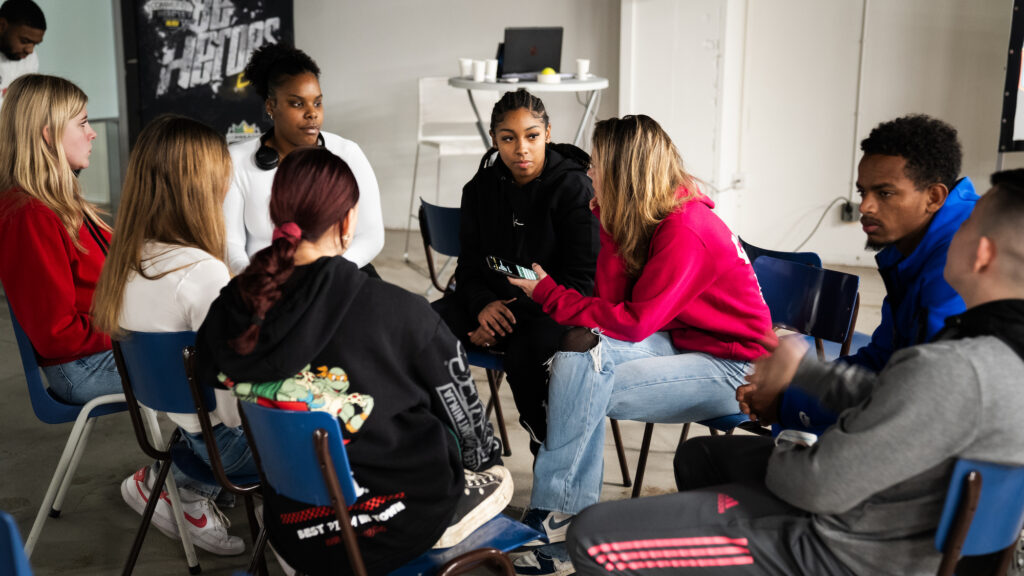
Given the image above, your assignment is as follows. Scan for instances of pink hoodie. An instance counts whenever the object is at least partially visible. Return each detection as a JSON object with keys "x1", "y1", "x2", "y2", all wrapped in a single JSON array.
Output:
[{"x1": 532, "y1": 190, "x2": 774, "y2": 362}]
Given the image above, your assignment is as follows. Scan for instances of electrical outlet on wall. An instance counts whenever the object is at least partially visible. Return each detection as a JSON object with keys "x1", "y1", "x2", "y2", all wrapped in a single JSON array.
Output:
[{"x1": 840, "y1": 200, "x2": 860, "y2": 222}]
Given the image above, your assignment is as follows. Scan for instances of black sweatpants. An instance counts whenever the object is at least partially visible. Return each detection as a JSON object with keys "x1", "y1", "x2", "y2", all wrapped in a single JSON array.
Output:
[
  {"x1": 432, "y1": 294, "x2": 567, "y2": 444},
  {"x1": 567, "y1": 484, "x2": 853, "y2": 576},
  {"x1": 674, "y1": 435, "x2": 774, "y2": 492}
]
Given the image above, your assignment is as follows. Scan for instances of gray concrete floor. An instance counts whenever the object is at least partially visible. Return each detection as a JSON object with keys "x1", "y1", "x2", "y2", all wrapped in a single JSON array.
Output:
[{"x1": 0, "y1": 229, "x2": 884, "y2": 575}]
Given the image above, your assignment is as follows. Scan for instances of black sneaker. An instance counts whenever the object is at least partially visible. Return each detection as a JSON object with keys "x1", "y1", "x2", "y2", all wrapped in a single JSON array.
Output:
[
  {"x1": 433, "y1": 465, "x2": 514, "y2": 548},
  {"x1": 520, "y1": 508, "x2": 574, "y2": 549}
]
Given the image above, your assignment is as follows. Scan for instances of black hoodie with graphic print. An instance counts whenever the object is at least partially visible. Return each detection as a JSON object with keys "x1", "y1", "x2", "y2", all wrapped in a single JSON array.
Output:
[{"x1": 196, "y1": 256, "x2": 502, "y2": 575}]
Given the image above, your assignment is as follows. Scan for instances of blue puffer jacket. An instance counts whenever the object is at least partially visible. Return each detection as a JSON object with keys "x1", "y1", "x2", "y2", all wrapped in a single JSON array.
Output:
[{"x1": 778, "y1": 177, "x2": 979, "y2": 433}]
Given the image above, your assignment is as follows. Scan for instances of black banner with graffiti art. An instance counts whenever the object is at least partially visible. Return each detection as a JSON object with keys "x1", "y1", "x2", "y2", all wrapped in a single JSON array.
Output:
[{"x1": 124, "y1": 0, "x2": 293, "y2": 146}]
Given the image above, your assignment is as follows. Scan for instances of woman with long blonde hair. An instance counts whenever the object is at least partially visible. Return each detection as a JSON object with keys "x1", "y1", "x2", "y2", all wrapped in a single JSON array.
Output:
[
  {"x1": 508, "y1": 115, "x2": 774, "y2": 569},
  {"x1": 0, "y1": 74, "x2": 116, "y2": 404},
  {"x1": 92, "y1": 114, "x2": 253, "y2": 556}
]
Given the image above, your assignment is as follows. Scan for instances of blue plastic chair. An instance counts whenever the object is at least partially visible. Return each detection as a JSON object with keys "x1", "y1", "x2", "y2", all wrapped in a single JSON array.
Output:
[
  {"x1": 753, "y1": 256, "x2": 861, "y2": 359},
  {"x1": 0, "y1": 511, "x2": 33, "y2": 576},
  {"x1": 5, "y1": 303, "x2": 127, "y2": 558},
  {"x1": 112, "y1": 331, "x2": 261, "y2": 575},
  {"x1": 630, "y1": 242, "x2": 822, "y2": 498},
  {"x1": 420, "y1": 200, "x2": 512, "y2": 457},
  {"x1": 739, "y1": 238, "x2": 872, "y2": 360},
  {"x1": 934, "y1": 459, "x2": 1024, "y2": 576},
  {"x1": 238, "y1": 401, "x2": 542, "y2": 576},
  {"x1": 739, "y1": 237, "x2": 822, "y2": 268}
]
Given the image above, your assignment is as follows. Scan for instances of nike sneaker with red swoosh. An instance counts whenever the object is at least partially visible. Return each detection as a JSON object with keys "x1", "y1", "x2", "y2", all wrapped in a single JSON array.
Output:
[{"x1": 120, "y1": 465, "x2": 245, "y2": 556}]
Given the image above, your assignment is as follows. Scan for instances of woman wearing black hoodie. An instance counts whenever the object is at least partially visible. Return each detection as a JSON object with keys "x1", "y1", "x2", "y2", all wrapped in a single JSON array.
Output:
[
  {"x1": 434, "y1": 89, "x2": 600, "y2": 450},
  {"x1": 196, "y1": 148, "x2": 507, "y2": 575}
]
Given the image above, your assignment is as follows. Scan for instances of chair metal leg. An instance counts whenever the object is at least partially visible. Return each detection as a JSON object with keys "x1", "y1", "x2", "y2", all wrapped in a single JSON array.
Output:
[
  {"x1": 485, "y1": 369, "x2": 512, "y2": 457},
  {"x1": 122, "y1": 453, "x2": 176, "y2": 576},
  {"x1": 631, "y1": 423, "x2": 655, "y2": 499},
  {"x1": 243, "y1": 494, "x2": 268, "y2": 576},
  {"x1": 609, "y1": 419, "x2": 631, "y2": 488},
  {"x1": 247, "y1": 527, "x2": 269, "y2": 576},
  {"x1": 679, "y1": 422, "x2": 692, "y2": 444},
  {"x1": 24, "y1": 392, "x2": 124, "y2": 557},
  {"x1": 403, "y1": 143, "x2": 423, "y2": 263},
  {"x1": 439, "y1": 547, "x2": 513, "y2": 576},
  {"x1": 140, "y1": 409, "x2": 200, "y2": 573},
  {"x1": 51, "y1": 417, "x2": 96, "y2": 518}
]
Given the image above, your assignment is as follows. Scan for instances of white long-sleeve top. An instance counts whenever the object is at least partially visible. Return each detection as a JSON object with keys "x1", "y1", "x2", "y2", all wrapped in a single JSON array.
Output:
[
  {"x1": 119, "y1": 242, "x2": 239, "y2": 434},
  {"x1": 223, "y1": 131, "x2": 384, "y2": 274}
]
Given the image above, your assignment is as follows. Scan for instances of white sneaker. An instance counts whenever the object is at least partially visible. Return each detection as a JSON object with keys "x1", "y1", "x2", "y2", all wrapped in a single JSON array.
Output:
[
  {"x1": 120, "y1": 466, "x2": 245, "y2": 556},
  {"x1": 511, "y1": 543, "x2": 575, "y2": 576}
]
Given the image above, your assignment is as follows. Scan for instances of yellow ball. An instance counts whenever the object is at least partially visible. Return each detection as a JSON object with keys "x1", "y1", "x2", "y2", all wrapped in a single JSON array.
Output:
[{"x1": 540, "y1": 67, "x2": 557, "y2": 75}]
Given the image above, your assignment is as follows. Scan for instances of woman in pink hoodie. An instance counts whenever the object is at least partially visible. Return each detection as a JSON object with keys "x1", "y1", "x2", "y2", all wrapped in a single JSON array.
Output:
[{"x1": 508, "y1": 115, "x2": 774, "y2": 570}]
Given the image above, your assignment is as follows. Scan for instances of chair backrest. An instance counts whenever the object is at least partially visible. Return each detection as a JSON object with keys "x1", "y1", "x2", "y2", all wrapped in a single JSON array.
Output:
[
  {"x1": 419, "y1": 199, "x2": 462, "y2": 259},
  {"x1": 739, "y1": 237, "x2": 822, "y2": 268},
  {"x1": 113, "y1": 331, "x2": 215, "y2": 414},
  {"x1": 238, "y1": 401, "x2": 359, "y2": 507},
  {"x1": 417, "y1": 77, "x2": 497, "y2": 140},
  {"x1": 7, "y1": 302, "x2": 123, "y2": 424},
  {"x1": 752, "y1": 256, "x2": 859, "y2": 344},
  {"x1": 0, "y1": 511, "x2": 32, "y2": 576},
  {"x1": 935, "y1": 459, "x2": 1024, "y2": 563}
]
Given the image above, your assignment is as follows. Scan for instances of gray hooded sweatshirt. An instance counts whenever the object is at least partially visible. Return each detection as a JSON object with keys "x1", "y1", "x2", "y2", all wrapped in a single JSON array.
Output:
[{"x1": 766, "y1": 300, "x2": 1024, "y2": 575}]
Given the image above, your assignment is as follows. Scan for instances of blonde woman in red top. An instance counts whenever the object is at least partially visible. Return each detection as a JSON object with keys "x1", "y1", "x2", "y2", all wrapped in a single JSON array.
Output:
[
  {"x1": 0, "y1": 74, "x2": 117, "y2": 404},
  {"x1": 508, "y1": 116, "x2": 773, "y2": 573}
]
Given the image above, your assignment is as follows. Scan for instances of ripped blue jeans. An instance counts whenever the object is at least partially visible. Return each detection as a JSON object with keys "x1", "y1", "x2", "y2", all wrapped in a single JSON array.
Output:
[{"x1": 530, "y1": 331, "x2": 749, "y2": 515}]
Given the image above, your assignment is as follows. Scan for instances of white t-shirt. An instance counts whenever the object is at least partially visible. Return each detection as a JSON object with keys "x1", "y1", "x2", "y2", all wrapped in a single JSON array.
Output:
[
  {"x1": 0, "y1": 51, "x2": 37, "y2": 108},
  {"x1": 119, "y1": 242, "x2": 238, "y2": 434},
  {"x1": 223, "y1": 131, "x2": 384, "y2": 274}
]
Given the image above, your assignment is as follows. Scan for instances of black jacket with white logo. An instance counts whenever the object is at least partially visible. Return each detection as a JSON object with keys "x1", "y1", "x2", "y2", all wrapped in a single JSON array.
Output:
[{"x1": 197, "y1": 256, "x2": 502, "y2": 575}]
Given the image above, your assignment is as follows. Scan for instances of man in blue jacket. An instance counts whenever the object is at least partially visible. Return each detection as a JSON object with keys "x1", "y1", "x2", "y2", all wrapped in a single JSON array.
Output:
[
  {"x1": 773, "y1": 114, "x2": 979, "y2": 433},
  {"x1": 675, "y1": 114, "x2": 979, "y2": 490}
]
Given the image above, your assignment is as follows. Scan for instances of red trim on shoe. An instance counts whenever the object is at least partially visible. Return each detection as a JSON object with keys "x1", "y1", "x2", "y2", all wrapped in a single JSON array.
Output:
[{"x1": 133, "y1": 468, "x2": 210, "y2": 529}]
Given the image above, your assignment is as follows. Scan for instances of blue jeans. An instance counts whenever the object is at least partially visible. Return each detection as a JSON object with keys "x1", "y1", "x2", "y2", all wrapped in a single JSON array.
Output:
[
  {"x1": 530, "y1": 331, "x2": 750, "y2": 515},
  {"x1": 41, "y1": 350, "x2": 123, "y2": 404},
  {"x1": 167, "y1": 423, "x2": 258, "y2": 501}
]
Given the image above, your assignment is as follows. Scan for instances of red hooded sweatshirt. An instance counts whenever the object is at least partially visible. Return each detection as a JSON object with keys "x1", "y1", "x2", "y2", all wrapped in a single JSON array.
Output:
[{"x1": 532, "y1": 189, "x2": 774, "y2": 362}]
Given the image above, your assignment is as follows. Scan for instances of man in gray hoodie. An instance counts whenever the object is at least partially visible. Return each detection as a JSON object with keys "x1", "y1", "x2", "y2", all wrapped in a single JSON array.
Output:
[{"x1": 564, "y1": 169, "x2": 1024, "y2": 576}]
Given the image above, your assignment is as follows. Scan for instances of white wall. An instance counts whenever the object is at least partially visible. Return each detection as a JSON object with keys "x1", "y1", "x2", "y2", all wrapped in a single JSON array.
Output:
[
  {"x1": 35, "y1": 0, "x2": 120, "y2": 205},
  {"x1": 35, "y1": 0, "x2": 119, "y2": 119},
  {"x1": 620, "y1": 0, "x2": 1014, "y2": 266},
  {"x1": 735, "y1": 0, "x2": 1013, "y2": 266},
  {"x1": 295, "y1": 0, "x2": 621, "y2": 229}
]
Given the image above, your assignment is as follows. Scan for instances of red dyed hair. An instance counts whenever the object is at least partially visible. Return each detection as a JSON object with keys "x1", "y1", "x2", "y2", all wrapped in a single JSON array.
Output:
[{"x1": 230, "y1": 147, "x2": 359, "y2": 354}]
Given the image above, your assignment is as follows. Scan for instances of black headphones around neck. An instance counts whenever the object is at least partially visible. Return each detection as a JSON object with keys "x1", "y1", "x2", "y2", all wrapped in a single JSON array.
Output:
[{"x1": 254, "y1": 128, "x2": 327, "y2": 171}]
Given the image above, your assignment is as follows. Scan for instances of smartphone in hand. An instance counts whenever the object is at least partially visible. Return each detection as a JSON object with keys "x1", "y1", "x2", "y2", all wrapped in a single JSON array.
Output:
[{"x1": 486, "y1": 255, "x2": 538, "y2": 280}]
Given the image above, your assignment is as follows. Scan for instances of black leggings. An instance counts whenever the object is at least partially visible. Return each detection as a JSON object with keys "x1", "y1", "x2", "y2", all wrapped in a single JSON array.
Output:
[{"x1": 432, "y1": 294, "x2": 567, "y2": 444}]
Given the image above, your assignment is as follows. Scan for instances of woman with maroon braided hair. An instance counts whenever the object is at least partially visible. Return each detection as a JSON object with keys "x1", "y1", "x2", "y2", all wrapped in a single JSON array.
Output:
[{"x1": 196, "y1": 147, "x2": 508, "y2": 575}]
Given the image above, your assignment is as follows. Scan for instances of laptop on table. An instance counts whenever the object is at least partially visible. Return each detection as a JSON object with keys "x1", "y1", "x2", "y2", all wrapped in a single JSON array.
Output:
[{"x1": 498, "y1": 27, "x2": 564, "y2": 80}]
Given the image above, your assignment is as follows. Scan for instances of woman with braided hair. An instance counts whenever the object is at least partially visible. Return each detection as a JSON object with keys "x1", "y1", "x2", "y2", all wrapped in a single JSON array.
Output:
[
  {"x1": 433, "y1": 88, "x2": 600, "y2": 452},
  {"x1": 197, "y1": 147, "x2": 509, "y2": 575}
]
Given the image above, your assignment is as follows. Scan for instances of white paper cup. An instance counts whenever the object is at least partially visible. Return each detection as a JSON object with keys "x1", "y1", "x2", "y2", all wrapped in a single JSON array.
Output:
[
  {"x1": 472, "y1": 60, "x2": 486, "y2": 82},
  {"x1": 484, "y1": 59, "x2": 498, "y2": 82},
  {"x1": 576, "y1": 58, "x2": 591, "y2": 79},
  {"x1": 459, "y1": 57, "x2": 473, "y2": 77}
]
